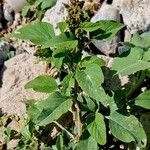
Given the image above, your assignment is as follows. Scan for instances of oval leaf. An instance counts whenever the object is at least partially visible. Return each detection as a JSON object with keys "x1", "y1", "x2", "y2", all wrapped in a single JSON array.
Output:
[
  {"x1": 87, "y1": 113, "x2": 106, "y2": 145},
  {"x1": 36, "y1": 92, "x2": 73, "y2": 126},
  {"x1": 109, "y1": 111, "x2": 147, "y2": 147},
  {"x1": 76, "y1": 64, "x2": 107, "y2": 104},
  {"x1": 25, "y1": 75, "x2": 57, "y2": 93},
  {"x1": 12, "y1": 22, "x2": 55, "y2": 45},
  {"x1": 135, "y1": 90, "x2": 150, "y2": 109}
]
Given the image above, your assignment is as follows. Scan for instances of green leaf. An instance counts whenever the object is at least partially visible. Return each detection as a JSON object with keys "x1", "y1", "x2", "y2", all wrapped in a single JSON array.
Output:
[
  {"x1": 20, "y1": 125, "x2": 32, "y2": 140},
  {"x1": 26, "y1": 100, "x2": 42, "y2": 122},
  {"x1": 42, "y1": 33, "x2": 78, "y2": 49},
  {"x1": 76, "y1": 64, "x2": 107, "y2": 104},
  {"x1": 25, "y1": 75, "x2": 57, "y2": 93},
  {"x1": 12, "y1": 22, "x2": 55, "y2": 45},
  {"x1": 41, "y1": 0, "x2": 57, "y2": 10},
  {"x1": 76, "y1": 135, "x2": 98, "y2": 150},
  {"x1": 131, "y1": 32, "x2": 150, "y2": 48},
  {"x1": 58, "y1": 22, "x2": 68, "y2": 33},
  {"x1": 36, "y1": 92, "x2": 73, "y2": 126},
  {"x1": 109, "y1": 111, "x2": 147, "y2": 147},
  {"x1": 135, "y1": 90, "x2": 150, "y2": 109},
  {"x1": 111, "y1": 47, "x2": 150, "y2": 76},
  {"x1": 143, "y1": 48, "x2": 150, "y2": 61},
  {"x1": 87, "y1": 113, "x2": 106, "y2": 145},
  {"x1": 80, "y1": 20, "x2": 124, "y2": 40},
  {"x1": 80, "y1": 56, "x2": 105, "y2": 68},
  {"x1": 55, "y1": 135, "x2": 64, "y2": 150},
  {"x1": 22, "y1": 3, "x2": 30, "y2": 17},
  {"x1": 62, "y1": 73, "x2": 75, "y2": 96}
]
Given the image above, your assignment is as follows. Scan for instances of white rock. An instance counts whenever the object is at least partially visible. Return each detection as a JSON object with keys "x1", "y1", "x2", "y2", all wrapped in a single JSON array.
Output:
[
  {"x1": 91, "y1": 2, "x2": 120, "y2": 22},
  {"x1": 91, "y1": 2, "x2": 120, "y2": 55},
  {"x1": 0, "y1": 53, "x2": 48, "y2": 116},
  {"x1": 42, "y1": 0, "x2": 70, "y2": 35},
  {"x1": 113, "y1": 0, "x2": 150, "y2": 32},
  {"x1": 5, "y1": 0, "x2": 25, "y2": 12}
]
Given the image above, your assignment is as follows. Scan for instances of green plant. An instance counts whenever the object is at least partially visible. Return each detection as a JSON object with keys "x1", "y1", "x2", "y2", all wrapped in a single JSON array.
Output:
[
  {"x1": 22, "y1": 0, "x2": 57, "y2": 19},
  {"x1": 9, "y1": 0, "x2": 150, "y2": 149}
]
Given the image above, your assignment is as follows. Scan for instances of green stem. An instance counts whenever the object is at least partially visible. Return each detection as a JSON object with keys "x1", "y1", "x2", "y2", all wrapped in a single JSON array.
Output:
[
  {"x1": 126, "y1": 71, "x2": 145, "y2": 98},
  {"x1": 53, "y1": 121, "x2": 74, "y2": 139}
]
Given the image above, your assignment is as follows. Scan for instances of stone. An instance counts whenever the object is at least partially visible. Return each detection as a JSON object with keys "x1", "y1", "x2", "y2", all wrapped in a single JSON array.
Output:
[
  {"x1": 113, "y1": 0, "x2": 150, "y2": 33},
  {"x1": 0, "y1": 41, "x2": 10, "y2": 69},
  {"x1": 91, "y1": 2, "x2": 120, "y2": 55},
  {"x1": 0, "y1": 3, "x2": 2, "y2": 29},
  {"x1": 0, "y1": 53, "x2": 48, "y2": 116},
  {"x1": 42, "y1": 0, "x2": 70, "y2": 35},
  {"x1": 5, "y1": 0, "x2": 26, "y2": 13}
]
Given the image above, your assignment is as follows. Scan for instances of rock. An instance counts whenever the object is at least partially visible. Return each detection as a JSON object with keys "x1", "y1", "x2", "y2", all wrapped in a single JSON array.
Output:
[
  {"x1": 3, "y1": 3, "x2": 14, "y2": 22},
  {"x1": 113, "y1": 0, "x2": 150, "y2": 33},
  {"x1": 5, "y1": 0, "x2": 26, "y2": 13},
  {"x1": 0, "y1": 41, "x2": 10, "y2": 68},
  {"x1": 42, "y1": 0, "x2": 70, "y2": 35},
  {"x1": 0, "y1": 53, "x2": 48, "y2": 116},
  {"x1": 91, "y1": 3, "x2": 120, "y2": 22},
  {"x1": 91, "y1": 2, "x2": 120, "y2": 55},
  {"x1": 0, "y1": 3, "x2": 2, "y2": 29}
]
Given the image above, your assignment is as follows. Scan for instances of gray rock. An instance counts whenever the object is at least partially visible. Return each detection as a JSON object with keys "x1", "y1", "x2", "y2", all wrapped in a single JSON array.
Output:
[
  {"x1": 5, "y1": 0, "x2": 25, "y2": 13},
  {"x1": 91, "y1": 2, "x2": 120, "y2": 55},
  {"x1": 0, "y1": 3, "x2": 2, "y2": 29},
  {"x1": 0, "y1": 53, "x2": 48, "y2": 116},
  {"x1": 113, "y1": 0, "x2": 150, "y2": 33},
  {"x1": 0, "y1": 41, "x2": 10, "y2": 68},
  {"x1": 42, "y1": 0, "x2": 70, "y2": 35},
  {"x1": 3, "y1": 3, "x2": 14, "y2": 22}
]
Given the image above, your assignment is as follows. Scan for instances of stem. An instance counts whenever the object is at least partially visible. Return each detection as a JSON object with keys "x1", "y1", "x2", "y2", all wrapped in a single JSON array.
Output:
[
  {"x1": 75, "y1": 103, "x2": 83, "y2": 140},
  {"x1": 53, "y1": 121, "x2": 74, "y2": 139},
  {"x1": 126, "y1": 71, "x2": 145, "y2": 98}
]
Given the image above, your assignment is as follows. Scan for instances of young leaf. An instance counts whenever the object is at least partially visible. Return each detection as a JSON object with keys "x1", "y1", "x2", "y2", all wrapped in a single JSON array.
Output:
[
  {"x1": 135, "y1": 90, "x2": 150, "y2": 109},
  {"x1": 76, "y1": 64, "x2": 107, "y2": 104},
  {"x1": 80, "y1": 20, "x2": 124, "y2": 40},
  {"x1": 62, "y1": 73, "x2": 75, "y2": 96},
  {"x1": 111, "y1": 47, "x2": 150, "y2": 76},
  {"x1": 12, "y1": 22, "x2": 55, "y2": 45},
  {"x1": 131, "y1": 32, "x2": 150, "y2": 48},
  {"x1": 109, "y1": 111, "x2": 147, "y2": 147},
  {"x1": 76, "y1": 135, "x2": 98, "y2": 150},
  {"x1": 80, "y1": 56, "x2": 105, "y2": 68},
  {"x1": 41, "y1": 0, "x2": 57, "y2": 10},
  {"x1": 36, "y1": 92, "x2": 73, "y2": 126},
  {"x1": 25, "y1": 75, "x2": 57, "y2": 93},
  {"x1": 87, "y1": 113, "x2": 106, "y2": 145}
]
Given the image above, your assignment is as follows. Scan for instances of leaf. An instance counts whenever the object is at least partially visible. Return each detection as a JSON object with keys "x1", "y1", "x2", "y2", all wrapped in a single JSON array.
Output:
[
  {"x1": 80, "y1": 56, "x2": 105, "y2": 68},
  {"x1": 36, "y1": 92, "x2": 73, "y2": 126},
  {"x1": 42, "y1": 33, "x2": 78, "y2": 49},
  {"x1": 131, "y1": 32, "x2": 150, "y2": 48},
  {"x1": 143, "y1": 48, "x2": 150, "y2": 61},
  {"x1": 62, "y1": 73, "x2": 75, "y2": 96},
  {"x1": 58, "y1": 22, "x2": 68, "y2": 33},
  {"x1": 41, "y1": 0, "x2": 57, "y2": 10},
  {"x1": 135, "y1": 90, "x2": 150, "y2": 109},
  {"x1": 111, "y1": 47, "x2": 150, "y2": 76},
  {"x1": 109, "y1": 111, "x2": 147, "y2": 147},
  {"x1": 12, "y1": 22, "x2": 55, "y2": 45},
  {"x1": 20, "y1": 125, "x2": 32, "y2": 140},
  {"x1": 87, "y1": 113, "x2": 106, "y2": 145},
  {"x1": 25, "y1": 75, "x2": 57, "y2": 93},
  {"x1": 76, "y1": 64, "x2": 107, "y2": 104},
  {"x1": 76, "y1": 134, "x2": 98, "y2": 150},
  {"x1": 80, "y1": 20, "x2": 124, "y2": 40},
  {"x1": 22, "y1": 3, "x2": 30, "y2": 17}
]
